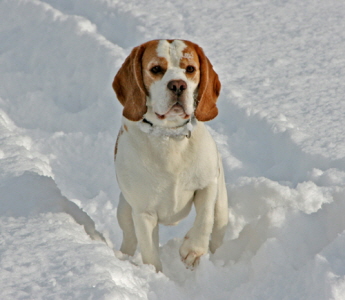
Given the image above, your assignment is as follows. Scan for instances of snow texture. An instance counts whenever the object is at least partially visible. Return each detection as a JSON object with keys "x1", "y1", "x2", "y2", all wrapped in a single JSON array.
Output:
[{"x1": 1, "y1": 0, "x2": 345, "y2": 299}]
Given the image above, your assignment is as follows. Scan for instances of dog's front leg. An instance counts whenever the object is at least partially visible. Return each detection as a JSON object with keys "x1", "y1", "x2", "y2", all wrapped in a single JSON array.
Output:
[
  {"x1": 179, "y1": 179, "x2": 217, "y2": 269},
  {"x1": 117, "y1": 193, "x2": 137, "y2": 256},
  {"x1": 132, "y1": 211, "x2": 162, "y2": 272}
]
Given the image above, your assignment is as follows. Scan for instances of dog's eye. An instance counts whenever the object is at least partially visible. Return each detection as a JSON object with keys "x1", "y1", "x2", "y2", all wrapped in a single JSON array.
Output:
[
  {"x1": 150, "y1": 66, "x2": 162, "y2": 74},
  {"x1": 186, "y1": 66, "x2": 195, "y2": 73}
]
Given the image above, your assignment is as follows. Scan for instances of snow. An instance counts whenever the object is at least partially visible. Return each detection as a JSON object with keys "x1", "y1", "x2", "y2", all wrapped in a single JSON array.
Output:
[{"x1": 1, "y1": 0, "x2": 345, "y2": 299}]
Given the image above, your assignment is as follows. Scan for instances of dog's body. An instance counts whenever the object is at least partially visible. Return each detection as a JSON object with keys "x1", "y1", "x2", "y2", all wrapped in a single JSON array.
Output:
[{"x1": 113, "y1": 39, "x2": 228, "y2": 272}]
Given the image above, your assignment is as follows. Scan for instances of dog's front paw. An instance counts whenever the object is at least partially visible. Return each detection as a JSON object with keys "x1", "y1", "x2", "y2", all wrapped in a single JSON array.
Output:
[{"x1": 179, "y1": 235, "x2": 208, "y2": 270}]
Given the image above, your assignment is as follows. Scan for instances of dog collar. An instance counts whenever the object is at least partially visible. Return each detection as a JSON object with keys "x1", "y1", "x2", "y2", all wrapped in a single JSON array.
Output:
[{"x1": 139, "y1": 116, "x2": 196, "y2": 139}]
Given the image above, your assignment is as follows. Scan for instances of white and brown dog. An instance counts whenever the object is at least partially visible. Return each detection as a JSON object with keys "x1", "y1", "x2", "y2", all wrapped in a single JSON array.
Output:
[{"x1": 113, "y1": 39, "x2": 228, "y2": 272}]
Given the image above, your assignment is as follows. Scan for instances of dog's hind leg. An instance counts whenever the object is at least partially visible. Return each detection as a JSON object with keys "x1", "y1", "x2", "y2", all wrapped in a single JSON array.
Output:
[
  {"x1": 117, "y1": 193, "x2": 137, "y2": 256},
  {"x1": 209, "y1": 161, "x2": 229, "y2": 253}
]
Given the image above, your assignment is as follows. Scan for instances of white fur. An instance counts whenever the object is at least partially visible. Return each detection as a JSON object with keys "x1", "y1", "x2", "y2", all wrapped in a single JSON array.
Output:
[{"x1": 115, "y1": 40, "x2": 228, "y2": 272}]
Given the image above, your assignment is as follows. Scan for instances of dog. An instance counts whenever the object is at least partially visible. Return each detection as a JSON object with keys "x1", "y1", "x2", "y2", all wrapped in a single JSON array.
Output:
[{"x1": 113, "y1": 39, "x2": 228, "y2": 272}]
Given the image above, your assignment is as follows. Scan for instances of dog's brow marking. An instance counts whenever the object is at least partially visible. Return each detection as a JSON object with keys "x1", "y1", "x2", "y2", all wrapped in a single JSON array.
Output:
[
  {"x1": 171, "y1": 40, "x2": 186, "y2": 66},
  {"x1": 156, "y1": 40, "x2": 186, "y2": 68},
  {"x1": 183, "y1": 53, "x2": 194, "y2": 61}
]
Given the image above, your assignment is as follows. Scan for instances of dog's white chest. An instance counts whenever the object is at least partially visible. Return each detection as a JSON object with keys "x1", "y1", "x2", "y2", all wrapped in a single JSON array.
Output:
[{"x1": 115, "y1": 120, "x2": 218, "y2": 223}]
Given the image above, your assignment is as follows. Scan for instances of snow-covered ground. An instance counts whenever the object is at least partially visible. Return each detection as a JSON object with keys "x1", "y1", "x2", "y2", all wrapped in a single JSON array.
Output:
[{"x1": 1, "y1": 0, "x2": 345, "y2": 299}]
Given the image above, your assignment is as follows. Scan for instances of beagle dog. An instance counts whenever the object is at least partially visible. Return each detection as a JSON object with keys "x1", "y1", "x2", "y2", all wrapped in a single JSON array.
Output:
[{"x1": 113, "y1": 39, "x2": 228, "y2": 272}]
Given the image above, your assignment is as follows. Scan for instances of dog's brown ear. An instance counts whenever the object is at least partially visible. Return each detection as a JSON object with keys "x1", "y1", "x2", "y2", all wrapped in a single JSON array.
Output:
[
  {"x1": 194, "y1": 45, "x2": 221, "y2": 122},
  {"x1": 113, "y1": 45, "x2": 148, "y2": 121}
]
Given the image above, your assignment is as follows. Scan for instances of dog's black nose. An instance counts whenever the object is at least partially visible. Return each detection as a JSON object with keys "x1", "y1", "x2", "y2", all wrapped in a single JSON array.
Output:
[{"x1": 167, "y1": 80, "x2": 187, "y2": 96}]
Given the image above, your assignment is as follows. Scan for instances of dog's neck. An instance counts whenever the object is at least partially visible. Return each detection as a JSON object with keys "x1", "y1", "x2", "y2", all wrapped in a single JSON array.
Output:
[{"x1": 138, "y1": 116, "x2": 196, "y2": 140}]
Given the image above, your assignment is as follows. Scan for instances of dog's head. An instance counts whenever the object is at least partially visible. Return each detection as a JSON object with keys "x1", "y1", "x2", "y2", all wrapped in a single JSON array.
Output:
[{"x1": 113, "y1": 39, "x2": 221, "y2": 126}]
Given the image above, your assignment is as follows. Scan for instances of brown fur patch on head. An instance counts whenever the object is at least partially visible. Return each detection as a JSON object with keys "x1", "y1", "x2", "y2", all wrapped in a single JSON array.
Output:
[
  {"x1": 113, "y1": 41, "x2": 157, "y2": 121},
  {"x1": 180, "y1": 44, "x2": 200, "y2": 84},
  {"x1": 142, "y1": 40, "x2": 168, "y2": 92},
  {"x1": 184, "y1": 40, "x2": 221, "y2": 122}
]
